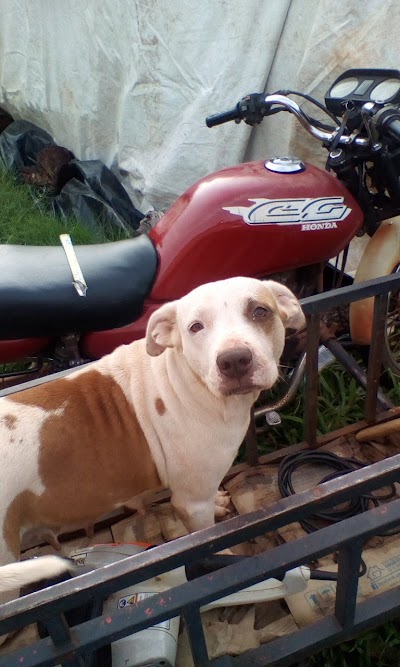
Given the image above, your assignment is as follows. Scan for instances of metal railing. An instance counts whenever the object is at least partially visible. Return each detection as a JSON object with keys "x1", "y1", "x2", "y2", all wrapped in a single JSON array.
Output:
[{"x1": 1, "y1": 272, "x2": 400, "y2": 666}]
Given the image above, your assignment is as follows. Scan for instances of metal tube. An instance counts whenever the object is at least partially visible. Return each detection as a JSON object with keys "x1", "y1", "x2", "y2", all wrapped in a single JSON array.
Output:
[
  {"x1": 366, "y1": 293, "x2": 389, "y2": 422},
  {"x1": 335, "y1": 540, "x2": 363, "y2": 629},
  {"x1": 323, "y1": 336, "x2": 392, "y2": 411},
  {"x1": 304, "y1": 313, "x2": 320, "y2": 447},
  {"x1": 245, "y1": 407, "x2": 259, "y2": 466},
  {"x1": 183, "y1": 607, "x2": 209, "y2": 666},
  {"x1": 254, "y1": 352, "x2": 306, "y2": 419},
  {"x1": 264, "y1": 94, "x2": 370, "y2": 146}
]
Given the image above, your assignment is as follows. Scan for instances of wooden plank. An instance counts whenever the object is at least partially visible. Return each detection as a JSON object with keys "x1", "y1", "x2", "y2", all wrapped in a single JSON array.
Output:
[{"x1": 225, "y1": 407, "x2": 400, "y2": 478}]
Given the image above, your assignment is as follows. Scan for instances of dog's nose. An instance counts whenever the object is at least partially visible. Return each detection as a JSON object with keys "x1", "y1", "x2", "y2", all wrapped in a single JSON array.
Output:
[{"x1": 216, "y1": 347, "x2": 253, "y2": 378}]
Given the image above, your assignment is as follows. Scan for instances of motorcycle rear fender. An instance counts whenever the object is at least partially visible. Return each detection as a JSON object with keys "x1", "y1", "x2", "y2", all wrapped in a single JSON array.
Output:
[{"x1": 349, "y1": 217, "x2": 400, "y2": 345}]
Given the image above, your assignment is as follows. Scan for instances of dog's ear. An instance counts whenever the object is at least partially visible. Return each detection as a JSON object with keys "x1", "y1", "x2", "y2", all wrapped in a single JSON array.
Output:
[
  {"x1": 146, "y1": 302, "x2": 181, "y2": 356},
  {"x1": 263, "y1": 281, "x2": 305, "y2": 331}
]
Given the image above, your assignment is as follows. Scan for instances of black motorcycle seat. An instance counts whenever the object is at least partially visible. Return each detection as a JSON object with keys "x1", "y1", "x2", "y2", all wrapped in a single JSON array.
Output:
[{"x1": 0, "y1": 234, "x2": 158, "y2": 340}]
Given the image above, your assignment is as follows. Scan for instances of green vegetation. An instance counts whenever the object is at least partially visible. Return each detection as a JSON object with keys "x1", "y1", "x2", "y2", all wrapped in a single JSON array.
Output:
[
  {"x1": 310, "y1": 619, "x2": 400, "y2": 666},
  {"x1": 259, "y1": 363, "x2": 400, "y2": 453},
  {"x1": 0, "y1": 168, "x2": 130, "y2": 245}
]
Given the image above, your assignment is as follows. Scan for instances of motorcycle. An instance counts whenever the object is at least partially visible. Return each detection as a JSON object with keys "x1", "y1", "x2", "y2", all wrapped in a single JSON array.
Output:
[{"x1": 2, "y1": 67, "x2": 400, "y2": 410}]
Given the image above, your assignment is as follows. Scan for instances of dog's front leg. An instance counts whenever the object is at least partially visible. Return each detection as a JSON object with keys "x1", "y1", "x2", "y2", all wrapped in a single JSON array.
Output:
[
  {"x1": 171, "y1": 493, "x2": 216, "y2": 533},
  {"x1": 172, "y1": 494, "x2": 234, "y2": 556}
]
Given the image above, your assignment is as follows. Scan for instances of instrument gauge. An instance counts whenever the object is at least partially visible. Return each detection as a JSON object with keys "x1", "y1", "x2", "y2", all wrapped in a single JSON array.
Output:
[
  {"x1": 370, "y1": 78, "x2": 400, "y2": 102},
  {"x1": 329, "y1": 77, "x2": 359, "y2": 98}
]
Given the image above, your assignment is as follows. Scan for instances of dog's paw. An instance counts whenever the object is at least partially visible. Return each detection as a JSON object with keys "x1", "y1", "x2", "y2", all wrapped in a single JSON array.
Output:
[{"x1": 214, "y1": 489, "x2": 231, "y2": 517}]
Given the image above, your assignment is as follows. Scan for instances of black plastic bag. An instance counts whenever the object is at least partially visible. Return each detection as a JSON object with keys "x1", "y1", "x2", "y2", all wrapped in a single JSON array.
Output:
[
  {"x1": 0, "y1": 120, "x2": 55, "y2": 171},
  {"x1": 57, "y1": 159, "x2": 143, "y2": 231},
  {"x1": 0, "y1": 108, "x2": 13, "y2": 134},
  {"x1": 53, "y1": 177, "x2": 137, "y2": 236}
]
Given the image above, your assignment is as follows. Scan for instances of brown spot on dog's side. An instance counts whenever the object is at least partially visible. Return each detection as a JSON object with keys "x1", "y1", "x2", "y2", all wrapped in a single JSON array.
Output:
[
  {"x1": 9, "y1": 370, "x2": 162, "y2": 531},
  {"x1": 155, "y1": 398, "x2": 166, "y2": 416},
  {"x1": 3, "y1": 414, "x2": 17, "y2": 430}
]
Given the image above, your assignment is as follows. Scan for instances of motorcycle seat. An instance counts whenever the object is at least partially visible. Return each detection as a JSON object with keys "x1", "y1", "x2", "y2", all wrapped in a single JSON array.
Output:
[{"x1": 0, "y1": 234, "x2": 158, "y2": 340}]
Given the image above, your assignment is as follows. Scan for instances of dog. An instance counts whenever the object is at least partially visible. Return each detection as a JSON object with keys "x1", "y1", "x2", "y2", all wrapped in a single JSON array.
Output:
[{"x1": 0, "y1": 276, "x2": 304, "y2": 600}]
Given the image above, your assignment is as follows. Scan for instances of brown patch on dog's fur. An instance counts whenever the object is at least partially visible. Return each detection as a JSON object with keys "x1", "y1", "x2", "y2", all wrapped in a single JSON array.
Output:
[
  {"x1": 3, "y1": 490, "x2": 35, "y2": 557},
  {"x1": 245, "y1": 297, "x2": 276, "y2": 331},
  {"x1": 5, "y1": 370, "x2": 161, "y2": 553},
  {"x1": 155, "y1": 398, "x2": 166, "y2": 416},
  {"x1": 3, "y1": 414, "x2": 17, "y2": 430}
]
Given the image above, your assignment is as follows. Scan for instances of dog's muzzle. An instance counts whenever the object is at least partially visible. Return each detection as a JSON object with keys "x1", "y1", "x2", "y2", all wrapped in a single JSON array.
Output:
[{"x1": 216, "y1": 347, "x2": 253, "y2": 379}]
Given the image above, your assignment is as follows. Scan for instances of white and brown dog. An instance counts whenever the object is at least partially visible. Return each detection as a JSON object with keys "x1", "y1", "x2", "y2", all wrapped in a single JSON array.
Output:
[{"x1": 0, "y1": 277, "x2": 304, "y2": 601}]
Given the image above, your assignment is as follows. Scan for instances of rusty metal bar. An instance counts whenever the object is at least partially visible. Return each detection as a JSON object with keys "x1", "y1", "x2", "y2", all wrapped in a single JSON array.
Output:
[
  {"x1": 3, "y1": 452, "x2": 400, "y2": 638},
  {"x1": 2, "y1": 497, "x2": 400, "y2": 667},
  {"x1": 304, "y1": 312, "x2": 320, "y2": 447},
  {"x1": 300, "y1": 272, "x2": 400, "y2": 313},
  {"x1": 244, "y1": 407, "x2": 259, "y2": 466},
  {"x1": 41, "y1": 615, "x2": 85, "y2": 667},
  {"x1": 323, "y1": 336, "x2": 392, "y2": 411},
  {"x1": 222, "y1": 586, "x2": 400, "y2": 666},
  {"x1": 365, "y1": 293, "x2": 388, "y2": 422},
  {"x1": 183, "y1": 606, "x2": 209, "y2": 666},
  {"x1": 334, "y1": 540, "x2": 363, "y2": 629}
]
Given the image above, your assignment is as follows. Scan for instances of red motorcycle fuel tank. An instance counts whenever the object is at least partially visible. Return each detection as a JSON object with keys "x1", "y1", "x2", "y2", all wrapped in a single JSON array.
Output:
[{"x1": 149, "y1": 158, "x2": 364, "y2": 300}]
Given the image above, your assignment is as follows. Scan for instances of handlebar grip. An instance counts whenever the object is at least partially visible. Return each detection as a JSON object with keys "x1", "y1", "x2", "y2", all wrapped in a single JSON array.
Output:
[
  {"x1": 206, "y1": 105, "x2": 241, "y2": 128},
  {"x1": 375, "y1": 108, "x2": 400, "y2": 143},
  {"x1": 384, "y1": 117, "x2": 400, "y2": 142}
]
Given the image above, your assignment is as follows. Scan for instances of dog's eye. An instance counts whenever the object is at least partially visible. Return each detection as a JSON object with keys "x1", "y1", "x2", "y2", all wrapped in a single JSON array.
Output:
[
  {"x1": 253, "y1": 306, "x2": 271, "y2": 319},
  {"x1": 189, "y1": 321, "x2": 204, "y2": 333}
]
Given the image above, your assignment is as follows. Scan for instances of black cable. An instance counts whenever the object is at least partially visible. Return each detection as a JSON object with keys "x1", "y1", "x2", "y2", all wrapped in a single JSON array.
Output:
[
  {"x1": 278, "y1": 451, "x2": 398, "y2": 535},
  {"x1": 275, "y1": 89, "x2": 341, "y2": 126},
  {"x1": 310, "y1": 558, "x2": 367, "y2": 581},
  {"x1": 278, "y1": 451, "x2": 399, "y2": 581}
]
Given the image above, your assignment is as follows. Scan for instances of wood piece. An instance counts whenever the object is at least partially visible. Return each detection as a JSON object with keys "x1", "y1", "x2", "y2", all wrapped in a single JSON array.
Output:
[
  {"x1": 154, "y1": 505, "x2": 188, "y2": 541},
  {"x1": 111, "y1": 511, "x2": 164, "y2": 545},
  {"x1": 21, "y1": 528, "x2": 114, "y2": 561},
  {"x1": 176, "y1": 604, "x2": 297, "y2": 665},
  {"x1": 224, "y1": 407, "x2": 400, "y2": 479},
  {"x1": 224, "y1": 466, "x2": 281, "y2": 516},
  {"x1": 356, "y1": 417, "x2": 400, "y2": 442}
]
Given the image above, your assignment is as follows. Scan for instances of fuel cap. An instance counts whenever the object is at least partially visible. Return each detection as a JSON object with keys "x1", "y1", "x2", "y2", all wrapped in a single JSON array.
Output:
[{"x1": 265, "y1": 156, "x2": 305, "y2": 173}]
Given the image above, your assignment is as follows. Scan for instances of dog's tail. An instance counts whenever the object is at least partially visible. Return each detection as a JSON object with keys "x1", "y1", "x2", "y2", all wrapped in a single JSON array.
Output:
[{"x1": 0, "y1": 555, "x2": 72, "y2": 593}]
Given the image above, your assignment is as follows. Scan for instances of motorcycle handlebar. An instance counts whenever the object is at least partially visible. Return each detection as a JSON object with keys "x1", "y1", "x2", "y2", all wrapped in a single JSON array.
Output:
[
  {"x1": 206, "y1": 105, "x2": 241, "y2": 127},
  {"x1": 263, "y1": 94, "x2": 369, "y2": 146},
  {"x1": 206, "y1": 92, "x2": 370, "y2": 147},
  {"x1": 386, "y1": 118, "x2": 400, "y2": 142},
  {"x1": 374, "y1": 107, "x2": 400, "y2": 143}
]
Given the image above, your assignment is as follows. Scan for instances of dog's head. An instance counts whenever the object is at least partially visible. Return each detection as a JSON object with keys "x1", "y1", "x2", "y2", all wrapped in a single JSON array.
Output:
[{"x1": 146, "y1": 277, "x2": 305, "y2": 398}]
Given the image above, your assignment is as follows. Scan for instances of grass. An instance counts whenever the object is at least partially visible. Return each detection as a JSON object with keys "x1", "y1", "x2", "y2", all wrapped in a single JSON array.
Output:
[
  {"x1": 310, "y1": 620, "x2": 400, "y2": 666},
  {"x1": 257, "y1": 362, "x2": 400, "y2": 454},
  {"x1": 0, "y1": 168, "x2": 130, "y2": 245}
]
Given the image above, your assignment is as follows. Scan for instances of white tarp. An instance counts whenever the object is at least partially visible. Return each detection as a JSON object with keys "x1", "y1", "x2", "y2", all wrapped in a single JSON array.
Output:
[{"x1": 0, "y1": 0, "x2": 399, "y2": 213}]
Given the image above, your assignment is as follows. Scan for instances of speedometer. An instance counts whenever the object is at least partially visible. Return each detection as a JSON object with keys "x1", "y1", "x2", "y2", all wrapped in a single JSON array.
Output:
[
  {"x1": 370, "y1": 78, "x2": 400, "y2": 102},
  {"x1": 329, "y1": 78, "x2": 359, "y2": 98},
  {"x1": 325, "y1": 69, "x2": 400, "y2": 116}
]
